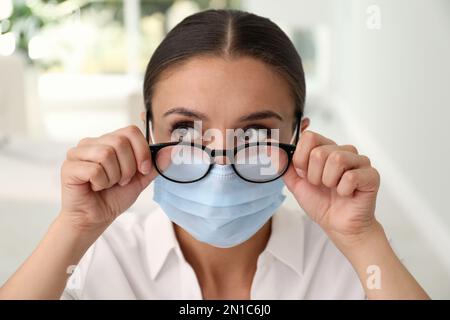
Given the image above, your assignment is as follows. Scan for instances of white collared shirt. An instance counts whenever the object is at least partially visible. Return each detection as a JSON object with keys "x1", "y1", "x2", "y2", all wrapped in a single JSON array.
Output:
[{"x1": 61, "y1": 206, "x2": 365, "y2": 300}]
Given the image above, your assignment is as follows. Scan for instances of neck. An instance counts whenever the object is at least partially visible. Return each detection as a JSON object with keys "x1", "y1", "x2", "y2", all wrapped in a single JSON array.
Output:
[{"x1": 174, "y1": 220, "x2": 272, "y2": 299}]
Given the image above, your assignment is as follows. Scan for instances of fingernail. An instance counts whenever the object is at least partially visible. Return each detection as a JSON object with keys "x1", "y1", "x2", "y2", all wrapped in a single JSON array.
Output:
[
  {"x1": 119, "y1": 178, "x2": 131, "y2": 186},
  {"x1": 295, "y1": 168, "x2": 306, "y2": 178},
  {"x1": 140, "y1": 160, "x2": 151, "y2": 175}
]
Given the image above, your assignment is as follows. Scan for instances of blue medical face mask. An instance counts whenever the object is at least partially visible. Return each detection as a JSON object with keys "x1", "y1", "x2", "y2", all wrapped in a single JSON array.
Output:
[{"x1": 153, "y1": 164, "x2": 286, "y2": 248}]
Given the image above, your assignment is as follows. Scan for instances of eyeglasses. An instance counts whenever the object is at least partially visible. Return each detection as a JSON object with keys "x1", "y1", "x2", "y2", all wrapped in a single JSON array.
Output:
[{"x1": 146, "y1": 110, "x2": 302, "y2": 184}]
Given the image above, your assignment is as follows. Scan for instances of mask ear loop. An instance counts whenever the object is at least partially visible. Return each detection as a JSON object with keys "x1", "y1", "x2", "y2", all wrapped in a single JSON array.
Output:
[
  {"x1": 145, "y1": 110, "x2": 156, "y2": 144},
  {"x1": 289, "y1": 126, "x2": 298, "y2": 144},
  {"x1": 289, "y1": 110, "x2": 303, "y2": 145}
]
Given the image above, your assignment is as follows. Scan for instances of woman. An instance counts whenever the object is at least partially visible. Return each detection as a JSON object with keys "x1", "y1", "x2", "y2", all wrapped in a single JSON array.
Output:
[{"x1": 0, "y1": 9, "x2": 428, "y2": 299}]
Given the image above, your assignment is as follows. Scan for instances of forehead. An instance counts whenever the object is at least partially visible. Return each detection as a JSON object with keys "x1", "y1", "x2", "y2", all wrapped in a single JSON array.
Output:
[{"x1": 151, "y1": 55, "x2": 295, "y2": 122}]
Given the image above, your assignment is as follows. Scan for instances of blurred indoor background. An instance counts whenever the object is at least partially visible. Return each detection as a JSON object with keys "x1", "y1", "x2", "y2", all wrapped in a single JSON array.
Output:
[{"x1": 0, "y1": 0, "x2": 449, "y2": 298}]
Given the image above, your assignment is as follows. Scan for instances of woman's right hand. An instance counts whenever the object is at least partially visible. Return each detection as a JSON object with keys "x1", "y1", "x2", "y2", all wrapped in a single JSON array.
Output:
[{"x1": 60, "y1": 125, "x2": 157, "y2": 234}]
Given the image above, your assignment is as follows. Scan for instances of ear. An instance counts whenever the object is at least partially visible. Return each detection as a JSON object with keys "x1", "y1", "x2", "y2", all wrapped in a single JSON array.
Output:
[
  {"x1": 300, "y1": 117, "x2": 310, "y2": 132},
  {"x1": 140, "y1": 111, "x2": 146, "y2": 122}
]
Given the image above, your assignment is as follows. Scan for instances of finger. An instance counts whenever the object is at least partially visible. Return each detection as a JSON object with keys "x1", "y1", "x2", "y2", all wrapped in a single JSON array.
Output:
[
  {"x1": 306, "y1": 144, "x2": 358, "y2": 186},
  {"x1": 113, "y1": 125, "x2": 152, "y2": 176},
  {"x1": 97, "y1": 134, "x2": 137, "y2": 186},
  {"x1": 97, "y1": 169, "x2": 156, "y2": 216},
  {"x1": 62, "y1": 160, "x2": 109, "y2": 192},
  {"x1": 110, "y1": 169, "x2": 156, "y2": 199},
  {"x1": 322, "y1": 152, "x2": 371, "y2": 188},
  {"x1": 339, "y1": 144, "x2": 358, "y2": 154},
  {"x1": 336, "y1": 167, "x2": 380, "y2": 197},
  {"x1": 283, "y1": 162, "x2": 302, "y2": 192},
  {"x1": 67, "y1": 145, "x2": 121, "y2": 187},
  {"x1": 293, "y1": 131, "x2": 336, "y2": 175}
]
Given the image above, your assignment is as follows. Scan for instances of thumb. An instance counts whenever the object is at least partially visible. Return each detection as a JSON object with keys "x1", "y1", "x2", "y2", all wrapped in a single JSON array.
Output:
[
  {"x1": 282, "y1": 163, "x2": 304, "y2": 193},
  {"x1": 118, "y1": 168, "x2": 158, "y2": 196},
  {"x1": 104, "y1": 169, "x2": 158, "y2": 214}
]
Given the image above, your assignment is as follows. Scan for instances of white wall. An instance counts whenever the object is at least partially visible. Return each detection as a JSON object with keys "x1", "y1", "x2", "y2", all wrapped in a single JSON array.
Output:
[{"x1": 0, "y1": 54, "x2": 27, "y2": 136}]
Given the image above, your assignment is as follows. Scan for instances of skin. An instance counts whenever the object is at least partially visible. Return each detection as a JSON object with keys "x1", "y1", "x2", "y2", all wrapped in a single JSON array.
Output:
[{"x1": 0, "y1": 56, "x2": 429, "y2": 300}]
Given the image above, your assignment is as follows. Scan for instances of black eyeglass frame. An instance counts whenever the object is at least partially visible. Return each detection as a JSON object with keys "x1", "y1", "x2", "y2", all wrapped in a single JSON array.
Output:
[{"x1": 146, "y1": 110, "x2": 303, "y2": 184}]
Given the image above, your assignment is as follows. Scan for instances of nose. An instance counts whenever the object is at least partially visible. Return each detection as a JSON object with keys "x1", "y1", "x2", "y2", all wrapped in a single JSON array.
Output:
[
  {"x1": 204, "y1": 128, "x2": 233, "y2": 165},
  {"x1": 211, "y1": 150, "x2": 232, "y2": 165}
]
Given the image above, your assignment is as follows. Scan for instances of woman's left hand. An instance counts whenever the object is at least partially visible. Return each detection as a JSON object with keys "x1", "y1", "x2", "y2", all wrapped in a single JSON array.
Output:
[{"x1": 283, "y1": 130, "x2": 381, "y2": 249}]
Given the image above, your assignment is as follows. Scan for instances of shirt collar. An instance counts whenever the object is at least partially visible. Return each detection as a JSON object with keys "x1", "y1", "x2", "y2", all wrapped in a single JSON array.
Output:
[
  {"x1": 145, "y1": 206, "x2": 179, "y2": 280},
  {"x1": 264, "y1": 206, "x2": 305, "y2": 276},
  {"x1": 145, "y1": 205, "x2": 305, "y2": 280}
]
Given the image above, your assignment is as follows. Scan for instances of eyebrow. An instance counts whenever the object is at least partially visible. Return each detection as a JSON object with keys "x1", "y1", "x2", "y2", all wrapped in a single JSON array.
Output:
[
  {"x1": 238, "y1": 110, "x2": 284, "y2": 122},
  {"x1": 162, "y1": 107, "x2": 284, "y2": 122},
  {"x1": 163, "y1": 107, "x2": 209, "y2": 120}
]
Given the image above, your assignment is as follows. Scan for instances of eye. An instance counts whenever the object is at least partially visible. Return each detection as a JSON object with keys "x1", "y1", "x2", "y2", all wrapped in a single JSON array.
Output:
[
  {"x1": 239, "y1": 126, "x2": 271, "y2": 143},
  {"x1": 170, "y1": 121, "x2": 201, "y2": 142}
]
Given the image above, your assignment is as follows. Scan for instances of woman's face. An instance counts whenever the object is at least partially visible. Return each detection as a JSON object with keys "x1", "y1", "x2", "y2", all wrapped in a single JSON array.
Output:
[{"x1": 146, "y1": 55, "x2": 309, "y2": 154}]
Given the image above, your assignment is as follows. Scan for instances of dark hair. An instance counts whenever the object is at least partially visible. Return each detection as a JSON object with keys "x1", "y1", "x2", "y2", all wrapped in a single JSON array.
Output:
[{"x1": 143, "y1": 9, "x2": 305, "y2": 122}]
